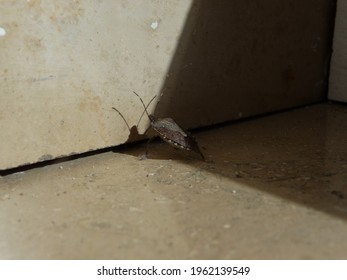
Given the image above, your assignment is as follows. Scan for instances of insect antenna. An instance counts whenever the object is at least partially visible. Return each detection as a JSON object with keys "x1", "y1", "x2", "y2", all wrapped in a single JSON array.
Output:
[
  {"x1": 133, "y1": 91, "x2": 157, "y2": 127},
  {"x1": 112, "y1": 107, "x2": 131, "y2": 132}
]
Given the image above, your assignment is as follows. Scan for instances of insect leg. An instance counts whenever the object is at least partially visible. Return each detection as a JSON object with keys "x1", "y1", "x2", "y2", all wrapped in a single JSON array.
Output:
[
  {"x1": 198, "y1": 150, "x2": 205, "y2": 161},
  {"x1": 144, "y1": 136, "x2": 156, "y2": 158}
]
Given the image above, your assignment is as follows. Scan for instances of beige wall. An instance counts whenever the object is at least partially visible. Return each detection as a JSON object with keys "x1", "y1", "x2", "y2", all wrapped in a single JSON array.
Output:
[{"x1": 0, "y1": 1, "x2": 335, "y2": 170}]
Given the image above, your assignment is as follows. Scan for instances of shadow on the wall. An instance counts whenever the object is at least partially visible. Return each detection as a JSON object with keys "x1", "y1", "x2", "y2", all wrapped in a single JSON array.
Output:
[{"x1": 154, "y1": 0, "x2": 335, "y2": 129}]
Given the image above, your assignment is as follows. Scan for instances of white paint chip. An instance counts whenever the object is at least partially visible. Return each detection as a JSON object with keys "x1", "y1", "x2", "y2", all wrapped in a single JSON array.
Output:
[
  {"x1": 0, "y1": 27, "x2": 6, "y2": 36},
  {"x1": 150, "y1": 21, "x2": 159, "y2": 30}
]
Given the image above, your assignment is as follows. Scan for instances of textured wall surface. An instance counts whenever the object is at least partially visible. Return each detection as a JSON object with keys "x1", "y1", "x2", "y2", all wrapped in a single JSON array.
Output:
[
  {"x1": 0, "y1": 1, "x2": 335, "y2": 170},
  {"x1": 329, "y1": 0, "x2": 347, "y2": 102}
]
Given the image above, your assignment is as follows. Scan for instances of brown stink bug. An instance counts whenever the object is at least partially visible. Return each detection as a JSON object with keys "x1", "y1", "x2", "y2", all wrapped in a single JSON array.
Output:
[{"x1": 112, "y1": 92, "x2": 205, "y2": 160}]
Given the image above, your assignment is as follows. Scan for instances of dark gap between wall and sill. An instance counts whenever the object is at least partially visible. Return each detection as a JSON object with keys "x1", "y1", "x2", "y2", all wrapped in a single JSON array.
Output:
[{"x1": 0, "y1": 100, "x2": 332, "y2": 177}]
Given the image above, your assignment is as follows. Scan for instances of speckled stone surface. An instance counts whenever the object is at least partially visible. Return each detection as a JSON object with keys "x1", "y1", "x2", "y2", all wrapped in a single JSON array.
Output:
[{"x1": 1, "y1": 103, "x2": 347, "y2": 259}]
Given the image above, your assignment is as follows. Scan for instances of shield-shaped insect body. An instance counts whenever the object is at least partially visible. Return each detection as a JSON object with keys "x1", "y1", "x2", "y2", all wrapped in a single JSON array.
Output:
[{"x1": 113, "y1": 92, "x2": 205, "y2": 160}]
